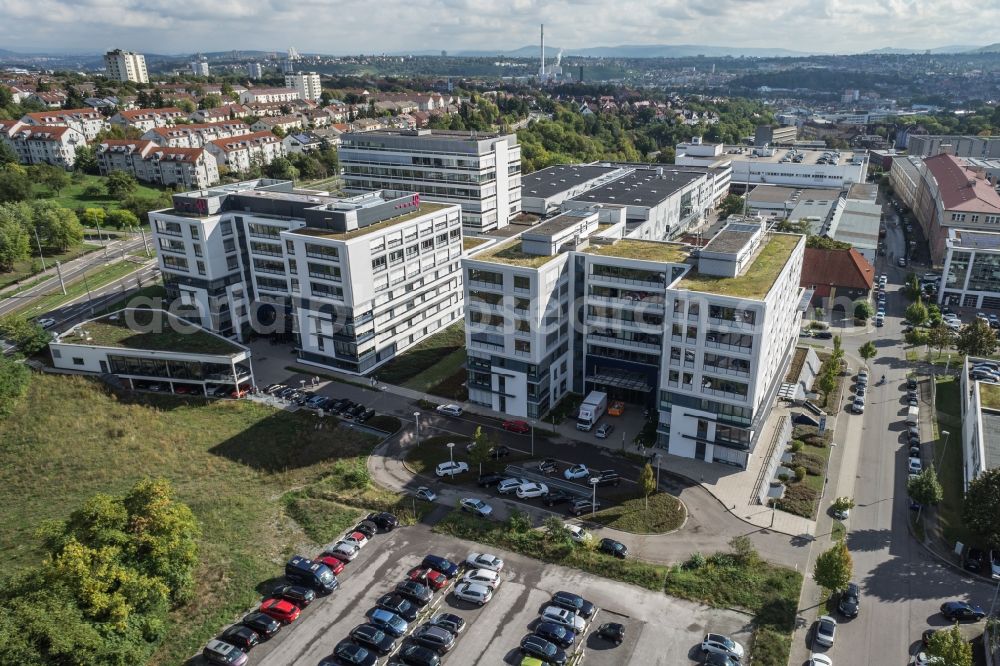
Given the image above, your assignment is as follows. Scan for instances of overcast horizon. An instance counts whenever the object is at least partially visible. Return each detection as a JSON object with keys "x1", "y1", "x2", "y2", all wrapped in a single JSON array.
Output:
[{"x1": 0, "y1": 0, "x2": 995, "y2": 56}]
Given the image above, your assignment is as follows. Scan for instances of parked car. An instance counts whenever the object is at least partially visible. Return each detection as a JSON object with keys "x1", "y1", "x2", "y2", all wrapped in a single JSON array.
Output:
[
  {"x1": 477, "y1": 472, "x2": 506, "y2": 487},
  {"x1": 264, "y1": 383, "x2": 286, "y2": 394},
  {"x1": 594, "y1": 470, "x2": 621, "y2": 487},
  {"x1": 466, "y1": 552, "x2": 504, "y2": 571},
  {"x1": 462, "y1": 568, "x2": 502, "y2": 589},
  {"x1": 814, "y1": 331, "x2": 834, "y2": 340},
  {"x1": 502, "y1": 419, "x2": 530, "y2": 433},
  {"x1": 908, "y1": 457, "x2": 923, "y2": 474},
  {"x1": 435, "y1": 461, "x2": 469, "y2": 477},
  {"x1": 563, "y1": 464, "x2": 590, "y2": 480},
  {"x1": 435, "y1": 404, "x2": 463, "y2": 417},
  {"x1": 702, "y1": 633, "x2": 746, "y2": 659},
  {"x1": 940, "y1": 601, "x2": 986, "y2": 621},
  {"x1": 271, "y1": 584, "x2": 315, "y2": 608},
  {"x1": 259, "y1": 598, "x2": 301, "y2": 623},
  {"x1": 428, "y1": 612, "x2": 466, "y2": 635},
  {"x1": 37, "y1": 317, "x2": 56, "y2": 329},
  {"x1": 367, "y1": 512, "x2": 399, "y2": 531},
  {"x1": 596, "y1": 622, "x2": 625, "y2": 645},
  {"x1": 315, "y1": 554, "x2": 346, "y2": 576},
  {"x1": 519, "y1": 634, "x2": 567, "y2": 666},
  {"x1": 564, "y1": 523, "x2": 592, "y2": 543},
  {"x1": 551, "y1": 591, "x2": 595, "y2": 618},
  {"x1": 407, "y1": 567, "x2": 448, "y2": 591},
  {"x1": 394, "y1": 644, "x2": 441, "y2": 666},
  {"x1": 411, "y1": 625, "x2": 456, "y2": 654},
  {"x1": 343, "y1": 531, "x2": 370, "y2": 549},
  {"x1": 240, "y1": 612, "x2": 281, "y2": 639},
  {"x1": 595, "y1": 423, "x2": 614, "y2": 439},
  {"x1": 219, "y1": 625, "x2": 259, "y2": 652},
  {"x1": 394, "y1": 580, "x2": 433, "y2": 606},
  {"x1": 598, "y1": 538, "x2": 628, "y2": 559},
  {"x1": 331, "y1": 640, "x2": 378, "y2": 666},
  {"x1": 366, "y1": 608, "x2": 409, "y2": 637},
  {"x1": 421, "y1": 554, "x2": 459, "y2": 578},
  {"x1": 460, "y1": 497, "x2": 493, "y2": 517},
  {"x1": 806, "y1": 654, "x2": 833, "y2": 666},
  {"x1": 540, "y1": 605, "x2": 585, "y2": 632},
  {"x1": 537, "y1": 458, "x2": 559, "y2": 475},
  {"x1": 453, "y1": 582, "x2": 493, "y2": 606},
  {"x1": 357, "y1": 408, "x2": 375, "y2": 423},
  {"x1": 350, "y1": 623, "x2": 397, "y2": 655},
  {"x1": 203, "y1": 639, "x2": 248, "y2": 666},
  {"x1": 965, "y1": 547, "x2": 986, "y2": 573},
  {"x1": 328, "y1": 540, "x2": 360, "y2": 562},
  {"x1": 415, "y1": 486, "x2": 437, "y2": 502},
  {"x1": 375, "y1": 593, "x2": 419, "y2": 621},
  {"x1": 837, "y1": 582, "x2": 860, "y2": 618},
  {"x1": 497, "y1": 477, "x2": 530, "y2": 494},
  {"x1": 534, "y1": 621, "x2": 576, "y2": 648},
  {"x1": 516, "y1": 482, "x2": 549, "y2": 499},
  {"x1": 568, "y1": 499, "x2": 601, "y2": 516},
  {"x1": 542, "y1": 489, "x2": 574, "y2": 507},
  {"x1": 814, "y1": 616, "x2": 837, "y2": 647}
]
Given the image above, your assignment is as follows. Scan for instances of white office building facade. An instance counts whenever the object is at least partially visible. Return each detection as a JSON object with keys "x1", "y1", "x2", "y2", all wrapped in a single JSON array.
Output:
[
  {"x1": 149, "y1": 180, "x2": 464, "y2": 374},
  {"x1": 340, "y1": 129, "x2": 522, "y2": 233},
  {"x1": 285, "y1": 72, "x2": 322, "y2": 102},
  {"x1": 104, "y1": 49, "x2": 148, "y2": 83}
]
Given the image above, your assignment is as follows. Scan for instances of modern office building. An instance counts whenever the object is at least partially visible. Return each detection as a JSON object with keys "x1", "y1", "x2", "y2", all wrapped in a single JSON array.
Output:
[
  {"x1": 104, "y1": 49, "x2": 148, "y2": 83},
  {"x1": 754, "y1": 124, "x2": 797, "y2": 147},
  {"x1": 247, "y1": 63, "x2": 264, "y2": 80},
  {"x1": 284, "y1": 72, "x2": 322, "y2": 102},
  {"x1": 339, "y1": 129, "x2": 521, "y2": 233},
  {"x1": 675, "y1": 138, "x2": 868, "y2": 190},
  {"x1": 521, "y1": 162, "x2": 731, "y2": 240},
  {"x1": 961, "y1": 358, "x2": 1000, "y2": 491},
  {"x1": 191, "y1": 60, "x2": 210, "y2": 77},
  {"x1": 463, "y1": 215, "x2": 805, "y2": 467},
  {"x1": 50, "y1": 309, "x2": 254, "y2": 396},
  {"x1": 907, "y1": 135, "x2": 1000, "y2": 160},
  {"x1": 149, "y1": 180, "x2": 464, "y2": 374},
  {"x1": 939, "y1": 228, "x2": 1000, "y2": 308}
]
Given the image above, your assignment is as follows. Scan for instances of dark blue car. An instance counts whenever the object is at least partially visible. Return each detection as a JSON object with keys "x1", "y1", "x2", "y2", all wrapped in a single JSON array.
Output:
[
  {"x1": 534, "y1": 621, "x2": 576, "y2": 648},
  {"x1": 421, "y1": 554, "x2": 459, "y2": 578}
]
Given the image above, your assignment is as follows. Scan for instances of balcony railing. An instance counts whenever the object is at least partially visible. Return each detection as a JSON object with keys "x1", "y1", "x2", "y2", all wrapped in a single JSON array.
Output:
[
  {"x1": 701, "y1": 385, "x2": 748, "y2": 401},
  {"x1": 703, "y1": 364, "x2": 751, "y2": 378},
  {"x1": 708, "y1": 316, "x2": 755, "y2": 331},
  {"x1": 588, "y1": 295, "x2": 665, "y2": 312},
  {"x1": 589, "y1": 273, "x2": 665, "y2": 289},
  {"x1": 704, "y1": 339, "x2": 753, "y2": 354},
  {"x1": 587, "y1": 334, "x2": 661, "y2": 351},
  {"x1": 468, "y1": 280, "x2": 504, "y2": 291},
  {"x1": 469, "y1": 340, "x2": 504, "y2": 352}
]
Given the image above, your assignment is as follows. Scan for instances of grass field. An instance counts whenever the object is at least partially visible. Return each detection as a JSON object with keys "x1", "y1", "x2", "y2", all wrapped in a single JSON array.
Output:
[
  {"x1": 0, "y1": 243, "x2": 102, "y2": 291},
  {"x1": 0, "y1": 373, "x2": 399, "y2": 665},
  {"x1": 33, "y1": 173, "x2": 163, "y2": 211},
  {"x1": 376, "y1": 321, "x2": 466, "y2": 388},
  {"x1": 588, "y1": 492, "x2": 687, "y2": 534},
  {"x1": 933, "y1": 376, "x2": 969, "y2": 546},
  {"x1": 8, "y1": 259, "x2": 146, "y2": 318}
]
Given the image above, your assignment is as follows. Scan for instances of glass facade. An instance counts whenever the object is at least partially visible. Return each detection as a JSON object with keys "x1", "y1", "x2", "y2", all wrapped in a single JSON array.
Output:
[{"x1": 968, "y1": 253, "x2": 1000, "y2": 292}]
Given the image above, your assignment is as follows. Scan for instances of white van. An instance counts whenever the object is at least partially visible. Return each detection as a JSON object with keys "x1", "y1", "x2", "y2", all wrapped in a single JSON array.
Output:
[{"x1": 906, "y1": 405, "x2": 919, "y2": 426}]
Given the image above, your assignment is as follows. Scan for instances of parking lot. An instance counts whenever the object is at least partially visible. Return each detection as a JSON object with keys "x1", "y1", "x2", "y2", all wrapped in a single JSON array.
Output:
[{"x1": 195, "y1": 519, "x2": 751, "y2": 666}]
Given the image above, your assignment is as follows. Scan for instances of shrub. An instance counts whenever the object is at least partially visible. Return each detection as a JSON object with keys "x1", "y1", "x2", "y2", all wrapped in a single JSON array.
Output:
[
  {"x1": 789, "y1": 440, "x2": 804, "y2": 453},
  {"x1": 684, "y1": 552, "x2": 706, "y2": 570},
  {"x1": 792, "y1": 452, "x2": 824, "y2": 476},
  {"x1": 507, "y1": 509, "x2": 532, "y2": 534},
  {"x1": 793, "y1": 466, "x2": 806, "y2": 482}
]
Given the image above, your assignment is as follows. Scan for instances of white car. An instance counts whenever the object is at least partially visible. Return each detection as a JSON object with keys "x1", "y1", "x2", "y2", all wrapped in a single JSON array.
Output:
[
  {"x1": 462, "y1": 568, "x2": 502, "y2": 589},
  {"x1": 808, "y1": 654, "x2": 833, "y2": 666},
  {"x1": 435, "y1": 404, "x2": 463, "y2": 417},
  {"x1": 497, "y1": 477, "x2": 529, "y2": 494},
  {"x1": 701, "y1": 633, "x2": 745, "y2": 660},
  {"x1": 540, "y1": 606, "x2": 586, "y2": 632},
  {"x1": 565, "y1": 523, "x2": 592, "y2": 543},
  {"x1": 516, "y1": 482, "x2": 549, "y2": 499},
  {"x1": 814, "y1": 615, "x2": 837, "y2": 647},
  {"x1": 342, "y1": 532, "x2": 369, "y2": 549},
  {"x1": 908, "y1": 457, "x2": 923, "y2": 474},
  {"x1": 453, "y1": 582, "x2": 493, "y2": 606},
  {"x1": 563, "y1": 464, "x2": 590, "y2": 480},
  {"x1": 329, "y1": 541, "x2": 360, "y2": 561},
  {"x1": 914, "y1": 652, "x2": 944, "y2": 666},
  {"x1": 435, "y1": 461, "x2": 469, "y2": 477},
  {"x1": 415, "y1": 486, "x2": 437, "y2": 502},
  {"x1": 36, "y1": 317, "x2": 56, "y2": 329},
  {"x1": 466, "y1": 553, "x2": 504, "y2": 572},
  {"x1": 460, "y1": 497, "x2": 493, "y2": 517}
]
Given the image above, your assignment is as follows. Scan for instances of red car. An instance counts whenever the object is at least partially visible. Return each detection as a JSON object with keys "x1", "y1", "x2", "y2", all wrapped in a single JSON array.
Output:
[
  {"x1": 259, "y1": 598, "x2": 300, "y2": 623},
  {"x1": 502, "y1": 419, "x2": 530, "y2": 434},
  {"x1": 316, "y1": 555, "x2": 346, "y2": 575},
  {"x1": 230, "y1": 388, "x2": 249, "y2": 398},
  {"x1": 407, "y1": 567, "x2": 448, "y2": 590}
]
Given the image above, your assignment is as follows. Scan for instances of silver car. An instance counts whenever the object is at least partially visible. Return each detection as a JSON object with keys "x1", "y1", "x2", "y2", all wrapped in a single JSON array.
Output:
[
  {"x1": 595, "y1": 423, "x2": 614, "y2": 439},
  {"x1": 814, "y1": 615, "x2": 837, "y2": 647}
]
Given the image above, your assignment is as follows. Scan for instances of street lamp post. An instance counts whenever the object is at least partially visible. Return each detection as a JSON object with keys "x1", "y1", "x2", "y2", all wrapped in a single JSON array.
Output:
[
  {"x1": 447, "y1": 442, "x2": 455, "y2": 466},
  {"x1": 654, "y1": 453, "x2": 661, "y2": 489},
  {"x1": 531, "y1": 420, "x2": 535, "y2": 457},
  {"x1": 938, "y1": 430, "x2": 951, "y2": 468},
  {"x1": 589, "y1": 477, "x2": 599, "y2": 518},
  {"x1": 414, "y1": 412, "x2": 421, "y2": 441}
]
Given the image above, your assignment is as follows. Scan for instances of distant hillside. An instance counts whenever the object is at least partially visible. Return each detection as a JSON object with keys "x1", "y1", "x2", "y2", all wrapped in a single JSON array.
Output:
[
  {"x1": 449, "y1": 43, "x2": 818, "y2": 58},
  {"x1": 866, "y1": 45, "x2": 980, "y2": 55},
  {"x1": 972, "y1": 43, "x2": 1000, "y2": 53}
]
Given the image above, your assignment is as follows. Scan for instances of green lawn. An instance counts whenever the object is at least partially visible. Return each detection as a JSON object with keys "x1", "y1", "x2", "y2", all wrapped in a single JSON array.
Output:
[
  {"x1": 0, "y1": 373, "x2": 406, "y2": 666},
  {"x1": 376, "y1": 321, "x2": 466, "y2": 386},
  {"x1": 0, "y1": 243, "x2": 102, "y2": 290},
  {"x1": 33, "y1": 173, "x2": 163, "y2": 211},
  {"x1": 774, "y1": 427, "x2": 833, "y2": 519},
  {"x1": 588, "y1": 492, "x2": 687, "y2": 534},
  {"x1": 406, "y1": 436, "x2": 531, "y2": 479},
  {"x1": 933, "y1": 376, "x2": 969, "y2": 546},
  {"x1": 8, "y1": 259, "x2": 146, "y2": 319}
]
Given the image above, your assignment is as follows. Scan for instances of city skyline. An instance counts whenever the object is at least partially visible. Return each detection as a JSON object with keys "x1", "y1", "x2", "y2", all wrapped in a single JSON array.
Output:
[{"x1": 0, "y1": 0, "x2": 995, "y2": 56}]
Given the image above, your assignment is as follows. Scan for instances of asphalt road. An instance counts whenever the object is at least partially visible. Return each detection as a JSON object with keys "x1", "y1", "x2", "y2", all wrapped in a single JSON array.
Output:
[{"x1": 798, "y1": 199, "x2": 996, "y2": 666}]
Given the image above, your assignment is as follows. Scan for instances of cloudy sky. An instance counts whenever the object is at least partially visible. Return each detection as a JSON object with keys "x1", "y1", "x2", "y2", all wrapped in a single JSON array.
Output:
[{"x1": 0, "y1": 0, "x2": 994, "y2": 55}]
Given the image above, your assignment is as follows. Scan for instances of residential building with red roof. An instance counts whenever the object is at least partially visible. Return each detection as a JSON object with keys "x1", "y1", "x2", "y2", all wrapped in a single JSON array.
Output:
[
  {"x1": 0, "y1": 120, "x2": 86, "y2": 169},
  {"x1": 250, "y1": 115, "x2": 303, "y2": 134},
  {"x1": 238, "y1": 87, "x2": 300, "y2": 105},
  {"x1": 27, "y1": 91, "x2": 67, "y2": 108},
  {"x1": 96, "y1": 139, "x2": 219, "y2": 189},
  {"x1": 205, "y1": 131, "x2": 285, "y2": 174},
  {"x1": 799, "y1": 246, "x2": 875, "y2": 308},
  {"x1": 109, "y1": 107, "x2": 185, "y2": 132},
  {"x1": 190, "y1": 105, "x2": 250, "y2": 123},
  {"x1": 20, "y1": 108, "x2": 106, "y2": 141},
  {"x1": 142, "y1": 121, "x2": 250, "y2": 149}
]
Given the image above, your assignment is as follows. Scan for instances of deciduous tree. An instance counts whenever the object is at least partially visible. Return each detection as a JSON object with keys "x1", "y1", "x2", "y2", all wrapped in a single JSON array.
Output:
[
  {"x1": 956, "y1": 319, "x2": 998, "y2": 358},
  {"x1": 925, "y1": 624, "x2": 972, "y2": 666},
  {"x1": 813, "y1": 541, "x2": 852, "y2": 592},
  {"x1": 963, "y1": 468, "x2": 1000, "y2": 546},
  {"x1": 907, "y1": 465, "x2": 944, "y2": 506},
  {"x1": 639, "y1": 463, "x2": 655, "y2": 509}
]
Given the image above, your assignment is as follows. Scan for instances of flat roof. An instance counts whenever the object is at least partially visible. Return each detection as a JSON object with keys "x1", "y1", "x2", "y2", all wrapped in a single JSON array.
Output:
[
  {"x1": 982, "y1": 383, "x2": 1000, "y2": 410},
  {"x1": 581, "y1": 239, "x2": 689, "y2": 263},
  {"x1": 463, "y1": 237, "x2": 490, "y2": 251},
  {"x1": 687, "y1": 147, "x2": 864, "y2": 167},
  {"x1": 523, "y1": 211, "x2": 593, "y2": 239},
  {"x1": 981, "y1": 389, "x2": 1000, "y2": 471},
  {"x1": 702, "y1": 228, "x2": 757, "y2": 254},
  {"x1": 568, "y1": 168, "x2": 703, "y2": 208},
  {"x1": 747, "y1": 185, "x2": 801, "y2": 204},
  {"x1": 289, "y1": 202, "x2": 450, "y2": 240},
  {"x1": 953, "y1": 229, "x2": 1000, "y2": 250},
  {"x1": 471, "y1": 239, "x2": 560, "y2": 268},
  {"x1": 59, "y1": 310, "x2": 243, "y2": 356},
  {"x1": 521, "y1": 164, "x2": 619, "y2": 199},
  {"x1": 677, "y1": 233, "x2": 801, "y2": 299}
]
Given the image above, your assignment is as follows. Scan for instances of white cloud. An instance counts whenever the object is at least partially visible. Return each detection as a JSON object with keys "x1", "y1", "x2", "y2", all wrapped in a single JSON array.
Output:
[{"x1": 0, "y1": 0, "x2": 996, "y2": 54}]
